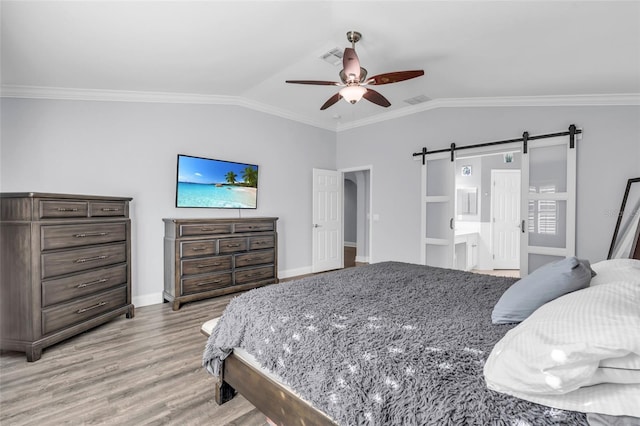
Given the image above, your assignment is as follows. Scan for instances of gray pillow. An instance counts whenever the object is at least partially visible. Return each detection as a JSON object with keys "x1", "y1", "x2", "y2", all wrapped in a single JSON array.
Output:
[{"x1": 491, "y1": 257, "x2": 594, "y2": 324}]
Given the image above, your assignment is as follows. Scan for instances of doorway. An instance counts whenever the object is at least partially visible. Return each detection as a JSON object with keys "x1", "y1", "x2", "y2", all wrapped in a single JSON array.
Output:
[
  {"x1": 453, "y1": 150, "x2": 522, "y2": 276},
  {"x1": 342, "y1": 167, "x2": 372, "y2": 268}
]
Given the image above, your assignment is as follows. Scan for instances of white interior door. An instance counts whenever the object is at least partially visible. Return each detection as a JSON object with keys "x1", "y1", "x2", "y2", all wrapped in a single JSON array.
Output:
[
  {"x1": 491, "y1": 170, "x2": 521, "y2": 269},
  {"x1": 520, "y1": 136, "x2": 576, "y2": 275},
  {"x1": 421, "y1": 152, "x2": 455, "y2": 268},
  {"x1": 312, "y1": 168, "x2": 343, "y2": 273}
]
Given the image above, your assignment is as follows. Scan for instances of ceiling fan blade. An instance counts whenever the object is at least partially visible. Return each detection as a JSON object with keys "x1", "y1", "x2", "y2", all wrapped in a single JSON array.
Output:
[
  {"x1": 362, "y1": 89, "x2": 391, "y2": 108},
  {"x1": 286, "y1": 80, "x2": 341, "y2": 86},
  {"x1": 320, "y1": 93, "x2": 343, "y2": 110},
  {"x1": 366, "y1": 70, "x2": 424, "y2": 85},
  {"x1": 342, "y1": 47, "x2": 361, "y2": 81}
]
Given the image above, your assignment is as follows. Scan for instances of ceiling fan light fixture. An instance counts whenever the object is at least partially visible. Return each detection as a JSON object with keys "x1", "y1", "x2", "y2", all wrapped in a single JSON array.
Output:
[
  {"x1": 339, "y1": 85, "x2": 367, "y2": 104},
  {"x1": 286, "y1": 31, "x2": 424, "y2": 110}
]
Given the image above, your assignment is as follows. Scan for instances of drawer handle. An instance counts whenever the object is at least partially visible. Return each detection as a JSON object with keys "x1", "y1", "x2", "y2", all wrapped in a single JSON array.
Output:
[
  {"x1": 76, "y1": 301, "x2": 107, "y2": 314},
  {"x1": 226, "y1": 243, "x2": 241, "y2": 248},
  {"x1": 75, "y1": 255, "x2": 108, "y2": 263},
  {"x1": 200, "y1": 228, "x2": 217, "y2": 231},
  {"x1": 74, "y1": 232, "x2": 109, "y2": 238},
  {"x1": 77, "y1": 278, "x2": 108, "y2": 288},
  {"x1": 57, "y1": 208, "x2": 79, "y2": 212},
  {"x1": 191, "y1": 247, "x2": 207, "y2": 251},
  {"x1": 197, "y1": 279, "x2": 222, "y2": 286},
  {"x1": 101, "y1": 208, "x2": 120, "y2": 212},
  {"x1": 197, "y1": 263, "x2": 221, "y2": 268}
]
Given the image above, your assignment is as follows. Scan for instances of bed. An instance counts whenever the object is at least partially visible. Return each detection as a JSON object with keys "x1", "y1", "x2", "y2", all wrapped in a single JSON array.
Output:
[{"x1": 202, "y1": 243, "x2": 640, "y2": 425}]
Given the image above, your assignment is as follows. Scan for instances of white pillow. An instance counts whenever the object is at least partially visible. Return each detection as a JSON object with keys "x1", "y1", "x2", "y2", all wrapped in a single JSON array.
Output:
[
  {"x1": 590, "y1": 259, "x2": 640, "y2": 286},
  {"x1": 484, "y1": 280, "x2": 640, "y2": 416}
]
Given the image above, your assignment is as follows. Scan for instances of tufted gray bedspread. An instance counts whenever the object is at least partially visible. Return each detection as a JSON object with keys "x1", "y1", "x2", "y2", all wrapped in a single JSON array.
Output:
[{"x1": 203, "y1": 261, "x2": 588, "y2": 425}]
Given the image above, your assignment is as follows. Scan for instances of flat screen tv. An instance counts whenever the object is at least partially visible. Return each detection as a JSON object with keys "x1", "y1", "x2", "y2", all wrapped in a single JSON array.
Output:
[{"x1": 175, "y1": 154, "x2": 258, "y2": 209}]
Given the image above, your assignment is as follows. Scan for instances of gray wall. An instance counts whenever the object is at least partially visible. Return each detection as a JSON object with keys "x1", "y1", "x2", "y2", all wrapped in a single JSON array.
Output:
[
  {"x1": 3, "y1": 98, "x2": 638, "y2": 305},
  {"x1": 0, "y1": 98, "x2": 336, "y2": 305},
  {"x1": 337, "y1": 105, "x2": 640, "y2": 264}
]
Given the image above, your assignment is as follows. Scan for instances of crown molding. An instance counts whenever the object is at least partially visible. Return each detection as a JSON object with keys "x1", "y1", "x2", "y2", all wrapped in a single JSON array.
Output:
[
  {"x1": 3, "y1": 85, "x2": 638, "y2": 133},
  {"x1": 335, "y1": 93, "x2": 640, "y2": 131},
  {"x1": 0, "y1": 85, "x2": 336, "y2": 131}
]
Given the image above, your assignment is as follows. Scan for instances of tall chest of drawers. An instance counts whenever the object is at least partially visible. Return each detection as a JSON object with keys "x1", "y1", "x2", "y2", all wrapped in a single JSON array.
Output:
[
  {"x1": 163, "y1": 217, "x2": 278, "y2": 311},
  {"x1": 0, "y1": 193, "x2": 135, "y2": 361}
]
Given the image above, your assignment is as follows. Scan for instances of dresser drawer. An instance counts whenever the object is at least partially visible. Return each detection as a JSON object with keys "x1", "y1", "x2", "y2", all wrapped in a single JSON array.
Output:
[
  {"x1": 42, "y1": 264, "x2": 127, "y2": 307},
  {"x1": 235, "y1": 249, "x2": 275, "y2": 268},
  {"x1": 180, "y1": 240, "x2": 217, "y2": 258},
  {"x1": 234, "y1": 222, "x2": 274, "y2": 233},
  {"x1": 89, "y1": 201, "x2": 127, "y2": 217},
  {"x1": 249, "y1": 235, "x2": 275, "y2": 250},
  {"x1": 39, "y1": 201, "x2": 88, "y2": 218},
  {"x1": 235, "y1": 266, "x2": 275, "y2": 284},
  {"x1": 181, "y1": 255, "x2": 231, "y2": 276},
  {"x1": 219, "y1": 238, "x2": 247, "y2": 254},
  {"x1": 41, "y1": 243, "x2": 127, "y2": 279},
  {"x1": 42, "y1": 286, "x2": 127, "y2": 335},
  {"x1": 180, "y1": 223, "x2": 231, "y2": 237},
  {"x1": 41, "y1": 223, "x2": 126, "y2": 251},
  {"x1": 181, "y1": 272, "x2": 232, "y2": 295}
]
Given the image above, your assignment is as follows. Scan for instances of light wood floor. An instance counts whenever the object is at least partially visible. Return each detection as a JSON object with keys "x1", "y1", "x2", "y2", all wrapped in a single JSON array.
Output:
[
  {"x1": 1, "y1": 253, "x2": 366, "y2": 426},
  {"x1": 0, "y1": 294, "x2": 269, "y2": 426}
]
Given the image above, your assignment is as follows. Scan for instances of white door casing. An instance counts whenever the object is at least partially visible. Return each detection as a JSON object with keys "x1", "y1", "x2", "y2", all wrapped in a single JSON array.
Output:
[
  {"x1": 312, "y1": 168, "x2": 343, "y2": 273},
  {"x1": 491, "y1": 170, "x2": 521, "y2": 269},
  {"x1": 340, "y1": 166, "x2": 373, "y2": 264}
]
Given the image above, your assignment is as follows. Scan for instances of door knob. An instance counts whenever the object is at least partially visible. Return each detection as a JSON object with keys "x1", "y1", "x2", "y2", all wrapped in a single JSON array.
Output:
[{"x1": 313, "y1": 224, "x2": 320, "y2": 228}]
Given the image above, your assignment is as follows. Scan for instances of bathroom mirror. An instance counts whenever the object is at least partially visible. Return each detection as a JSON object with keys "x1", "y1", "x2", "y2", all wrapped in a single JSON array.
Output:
[
  {"x1": 456, "y1": 187, "x2": 478, "y2": 215},
  {"x1": 608, "y1": 177, "x2": 640, "y2": 259}
]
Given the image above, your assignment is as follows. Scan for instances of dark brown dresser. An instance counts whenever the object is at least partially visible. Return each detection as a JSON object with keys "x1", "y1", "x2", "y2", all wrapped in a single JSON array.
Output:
[
  {"x1": 163, "y1": 217, "x2": 278, "y2": 310},
  {"x1": 0, "y1": 193, "x2": 135, "y2": 361}
]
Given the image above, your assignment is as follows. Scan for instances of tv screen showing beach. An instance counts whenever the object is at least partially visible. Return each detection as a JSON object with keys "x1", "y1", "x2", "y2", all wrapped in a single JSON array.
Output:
[{"x1": 176, "y1": 154, "x2": 258, "y2": 209}]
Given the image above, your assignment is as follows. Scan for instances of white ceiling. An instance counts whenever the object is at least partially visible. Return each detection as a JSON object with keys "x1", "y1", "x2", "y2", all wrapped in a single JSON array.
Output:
[{"x1": 2, "y1": 1, "x2": 639, "y2": 131}]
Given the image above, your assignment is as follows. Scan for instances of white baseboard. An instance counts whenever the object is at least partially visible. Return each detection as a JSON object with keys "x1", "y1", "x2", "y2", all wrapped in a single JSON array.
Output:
[
  {"x1": 343, "y1": 241, "x2": 357, "y2": 248},
  {"x1": 356, "y1": 256, "x2": 369, "y2": 263},
  {"x1": 133, "y1": 292, "x2": 164, "y2": 308},
  {"x1": 279, "y1": 266, "x2": 313, "y2": 279}
]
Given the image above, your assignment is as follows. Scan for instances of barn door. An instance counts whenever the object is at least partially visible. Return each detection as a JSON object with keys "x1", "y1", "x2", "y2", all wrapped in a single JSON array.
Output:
[
  {"x1": 520, "y1": 135, "x2": 576, "y2": 276},
  {"x1": 421, "y1": 152, "x2": 455, "y2": 268}
]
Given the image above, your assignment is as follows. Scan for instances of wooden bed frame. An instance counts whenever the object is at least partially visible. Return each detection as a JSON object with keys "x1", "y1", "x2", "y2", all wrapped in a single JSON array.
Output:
[
  {"x1": 212, "y1": 238, "x2": 640, "y2": 425},
  {"x1": 215, "y1": 352, "x2": 336, "y2": 425}
]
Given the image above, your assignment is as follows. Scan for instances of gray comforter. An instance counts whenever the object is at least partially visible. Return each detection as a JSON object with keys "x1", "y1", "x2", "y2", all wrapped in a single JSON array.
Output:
[{"x1": 203, "y1": 261, "x2": 588, "y2": 425}]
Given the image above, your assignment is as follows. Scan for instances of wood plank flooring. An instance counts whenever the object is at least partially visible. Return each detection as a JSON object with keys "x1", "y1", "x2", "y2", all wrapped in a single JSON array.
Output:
[{"x1": 0, "y1": 294, "x2": 269, "y2": 426}]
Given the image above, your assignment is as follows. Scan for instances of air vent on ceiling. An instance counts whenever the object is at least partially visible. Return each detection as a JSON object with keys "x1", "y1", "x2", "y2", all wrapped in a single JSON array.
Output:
[
  {"x1": 404, "y1": 94, "x2": 431, "y2": 105},
  {"x1": 320, "y1": 48, "x2": 343, "y2": 66}
]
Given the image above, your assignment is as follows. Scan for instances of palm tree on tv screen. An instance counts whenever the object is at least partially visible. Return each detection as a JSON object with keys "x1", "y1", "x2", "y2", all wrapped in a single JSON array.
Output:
[
  {"x1": 242, "y1": 167, "x2": 258, "y2": 187},
  {"x1": 225, "y1": 171, "x2": 237, "y2": 185}
]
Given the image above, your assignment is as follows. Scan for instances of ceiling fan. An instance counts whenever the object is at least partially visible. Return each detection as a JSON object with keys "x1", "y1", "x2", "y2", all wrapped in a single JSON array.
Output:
[{"x1": 286, "y1": 31, "x2": 424, "y2": 110}]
